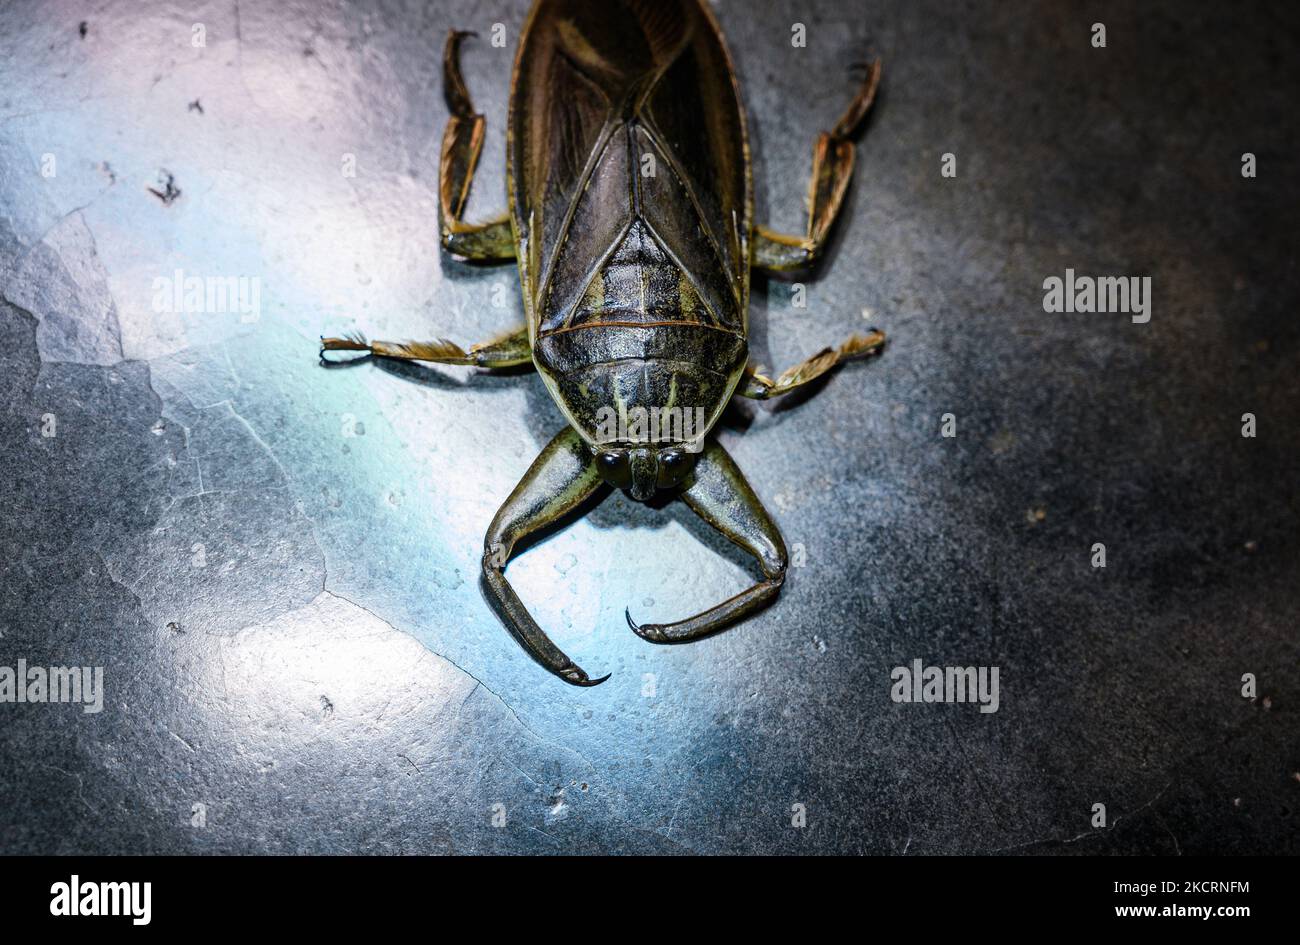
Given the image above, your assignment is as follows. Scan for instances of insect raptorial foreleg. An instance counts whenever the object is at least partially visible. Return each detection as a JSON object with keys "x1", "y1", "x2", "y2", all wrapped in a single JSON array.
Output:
[
  {"x1": 320, "y1": 325, "x2": 533, "y2": 368},
  {"x1": 483, "y1": 427, "x2": 609, "y2": 686},
  {"x1": 626, "y1": 441, "x2": 787, "y2": 644},
  {"x1": 752, "y1": 59, "x2": 881, "y2": 274},
  {"x1": 439, "y1": 29, "x2": 515, "y2": 263},
  {"x1": 740, "y1": 329, "x2": 885, "y2": 399}
]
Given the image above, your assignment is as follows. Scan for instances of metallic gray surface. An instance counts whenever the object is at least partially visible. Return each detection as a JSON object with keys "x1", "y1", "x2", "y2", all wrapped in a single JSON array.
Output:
[{"x1": 0, "y1": 0, "x2": 1296, "y2": 854}]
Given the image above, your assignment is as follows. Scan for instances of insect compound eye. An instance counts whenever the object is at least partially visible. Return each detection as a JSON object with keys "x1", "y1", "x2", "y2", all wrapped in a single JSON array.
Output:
[
  {"x1": 596, "y1": 450, "x2": 631, "y2": 489},
  {"x1": 656, "y1": 448, "x2": 695, "y2": 489}
]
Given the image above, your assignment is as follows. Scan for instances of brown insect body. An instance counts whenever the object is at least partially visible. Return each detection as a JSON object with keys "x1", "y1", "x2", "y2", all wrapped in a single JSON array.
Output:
[
  {"x1": 322, "y1": 0, "x2": 885, "y2": 685},
  {"x1": 510, "y1": 0, "x2": 751, "y2": 461}
]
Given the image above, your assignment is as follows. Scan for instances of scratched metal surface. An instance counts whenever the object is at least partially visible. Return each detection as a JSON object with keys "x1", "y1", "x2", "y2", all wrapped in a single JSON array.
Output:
[{"x1": 0, "y1": 0, "x2": 1296, "y2": 855}]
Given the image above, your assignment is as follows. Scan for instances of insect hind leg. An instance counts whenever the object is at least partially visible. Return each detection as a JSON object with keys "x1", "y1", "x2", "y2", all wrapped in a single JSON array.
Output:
[
  {"x1": 740, "y1": 330, "x2": 885, "y2": 399},
  {"x1": 752, "y1": 59, "x2": 881, "y2": 274},
  {"x1": 439, "y1": 29, "x2": 515, "y2": 263},
  {"x1": 320, "y1": 325, "x2": 533, "y2": 368}
]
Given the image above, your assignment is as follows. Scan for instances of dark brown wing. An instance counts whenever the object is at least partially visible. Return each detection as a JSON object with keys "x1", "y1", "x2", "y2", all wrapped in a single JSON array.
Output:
[{"x1": 508, "y1": 0, "x2": 751, "y2": 339}]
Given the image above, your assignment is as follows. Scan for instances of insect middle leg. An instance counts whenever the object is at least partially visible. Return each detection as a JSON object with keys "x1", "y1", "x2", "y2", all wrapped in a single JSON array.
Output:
[
  {"x1": 740, "y1": 329, "x2": 885, "y2": 399},
  {"x1": 439, "y1": 29, "x2": 514, "y2": 263},
  {"x1": 626, "y1": 440, "x2": 787, "y2": 643},
  {"x1": 482, "y1": 427, "x2": 609, "y2": 686},
  {"x1": 320, "y1": 325, "x2": 533, "y2": 369},
  {"x1": 752, "y1": 59, "x2": 881, "y2": 274}
]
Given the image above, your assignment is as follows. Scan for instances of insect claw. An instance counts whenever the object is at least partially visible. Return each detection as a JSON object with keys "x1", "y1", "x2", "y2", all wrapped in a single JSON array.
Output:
[
  {"x1": 625, "y1": 607, "x2": 667, "y2": 643},
  {"x1": 562, "y1": 664, "x2": 610, "y2": 687}
]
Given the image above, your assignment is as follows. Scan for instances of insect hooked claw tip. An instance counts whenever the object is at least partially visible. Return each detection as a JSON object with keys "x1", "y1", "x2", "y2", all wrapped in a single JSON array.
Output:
[
  {"x1": 561, "y1": 662, "x2": 610, "y2": 687},
  {"x1": 568, "y1": 670, "x2": 610, "y2": 687},
  {"x1": 626, "y1": 608, "x2": 667, "y2": 643}
]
